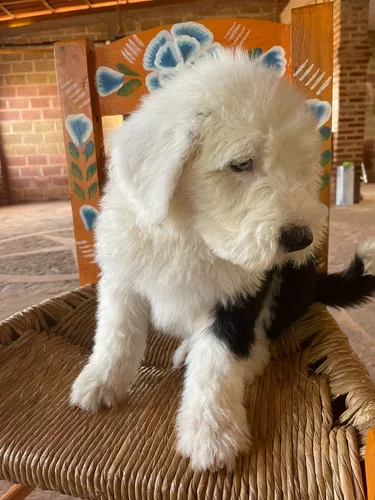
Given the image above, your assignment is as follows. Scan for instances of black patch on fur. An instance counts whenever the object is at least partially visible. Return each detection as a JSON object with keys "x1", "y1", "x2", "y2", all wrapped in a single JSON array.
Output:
[
  {"x1": 267, "y1": 260, "x2": 317, "y2": 339},
  {"x1": 316, "y1": 255, "x2": 375, "y2": 308},
  {"x1": 268, "y1": 253, "x2": 375, "y2": 340},
  {"x1": 212, "y1": 272, "x2": 273, "y2": 358}
]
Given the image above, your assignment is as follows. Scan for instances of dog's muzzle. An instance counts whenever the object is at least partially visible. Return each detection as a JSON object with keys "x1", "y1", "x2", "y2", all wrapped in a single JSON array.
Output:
[{"x1": 279, "y1": 226, "x2": 313, "y2": 253}]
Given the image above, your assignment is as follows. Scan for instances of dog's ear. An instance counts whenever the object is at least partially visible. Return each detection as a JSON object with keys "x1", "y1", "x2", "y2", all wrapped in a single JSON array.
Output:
[{"x1": 109, "y1": 98, "x2": 196, "y2": 225}]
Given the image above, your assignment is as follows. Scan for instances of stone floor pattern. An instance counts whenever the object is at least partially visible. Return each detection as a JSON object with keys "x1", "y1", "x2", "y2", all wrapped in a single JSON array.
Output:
[{"x1": 1, "y1": 186, "x2": 375, "y2": 498}]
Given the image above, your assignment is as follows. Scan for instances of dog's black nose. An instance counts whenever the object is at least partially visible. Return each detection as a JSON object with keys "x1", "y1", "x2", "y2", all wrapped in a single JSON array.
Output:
[{"x1": 279, "y1": 226, "x2": 313, "y2": 253}]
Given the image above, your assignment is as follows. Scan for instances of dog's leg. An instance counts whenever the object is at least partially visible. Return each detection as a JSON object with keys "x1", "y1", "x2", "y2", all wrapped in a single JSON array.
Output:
[
  {"x1": 70, "y1": 280, "x2": 149, "y2": 412},
  {"x1": 176, "y1": 327, "x2": 251, "y2": 471}
]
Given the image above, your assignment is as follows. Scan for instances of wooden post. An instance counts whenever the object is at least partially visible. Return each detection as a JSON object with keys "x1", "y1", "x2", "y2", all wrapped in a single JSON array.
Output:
[
  {"x1": 366, "y1": 429, "x2": 375, "y2": 500},
  {"x1": 55, "y1": 40, "x2": 105, "y2": 286},
  {"x1": 291, "y1": 4, "x2": 333, "y2": 273}
]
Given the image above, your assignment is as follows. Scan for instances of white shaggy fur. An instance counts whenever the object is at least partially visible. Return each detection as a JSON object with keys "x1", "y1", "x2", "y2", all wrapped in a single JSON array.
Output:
[{"x1": 71, "y1": 49, "x2": 327, "y2": 470}]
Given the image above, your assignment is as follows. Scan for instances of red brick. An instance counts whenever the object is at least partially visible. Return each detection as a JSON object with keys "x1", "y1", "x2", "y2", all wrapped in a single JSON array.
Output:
[
  {"x1": 22, "y1": 110, "x2": 42, "y2": 120},
  {"x1": 38, "y1": 85, "x2": 58, "y2": 96},
  {"x1": 17, "y1": 87, "x2": 38, "y2": 97},
  {"x1": 53, "y1": 176, "x2": 68, "y2": 186},
  {"x1": 21, "y1": 166, "x2": 42, "y2": 177},
  {"x1": 43, "y1": 108, "x2": 61, "y2": 119},
  {"x1": 0, "y1": 87, "x2": 16, "y2": 98},
  {"x1": 48, "y1": 154, "x2": 66, "y2": 165},
  {"x1": 30, "y1": 97, "x2": 51, "y2": 108},
  {"x1": 51, "y1": 97, "x2": 60, "y2": 108},
  {"x1": 0, "y1": 100, "x2": 7, "y2": 110},
  {"x1": 8, "y1": 98, "x2": 30, "y2": 109},
  {"x1": 0, "y1": 110, "x2": 20, "y2": 121},
  {"x1": 28, "y1": 155, "x2": 48, "y2": 166},
  {"x1": 7, "y1": 156, "x2": 27, "y2": 167},
  {"x1": 0, "y1": 53, "x2": 22, "y2": 62},
  {"x1": 11, "y1": 177, "x2": 31, "y2": 188},
  {"x1": 7, "y1": 167, "x2": 20, "y2": 179},
  {"x1": 23, "y1": 52, "x2": 46, "y2": 61},
  {"x1": 42, "y1": 165, "x2": 62, "y2": 176},
  {"x1": 23, "y1": 187, "x2": 44, "y2": 199}
]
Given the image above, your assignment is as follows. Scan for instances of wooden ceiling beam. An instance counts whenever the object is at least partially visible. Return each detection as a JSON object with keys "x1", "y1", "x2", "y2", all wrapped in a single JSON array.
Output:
[
  {"x1": 41, "y1": 0, "x2": 55, "y2": 12},
  {"x1": 0, "y1": 0, "x2": 203, "y2": 26},
  {"x1": 0, "y1": 4, "x2": 14, "y2": 16}
]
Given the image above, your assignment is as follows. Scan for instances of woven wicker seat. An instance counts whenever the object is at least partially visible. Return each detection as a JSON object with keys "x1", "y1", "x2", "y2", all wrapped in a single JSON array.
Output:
[{"x1": 1, "y1": 286, "x2": 375, "y2": 499}]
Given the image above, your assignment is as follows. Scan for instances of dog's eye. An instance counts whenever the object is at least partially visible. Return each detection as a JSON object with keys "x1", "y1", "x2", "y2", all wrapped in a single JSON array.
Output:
[{"x1": 230, "y1": 159, "x2": 253, "y2": 172}]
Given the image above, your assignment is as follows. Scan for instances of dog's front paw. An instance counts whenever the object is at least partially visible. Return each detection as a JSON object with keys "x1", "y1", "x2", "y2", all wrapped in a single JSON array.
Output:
[
  {"x1": 70, "y1": 360, "x2": 132, "y2": 412},
  {"x1": 176, "y1": 406, "x2": 251, "y2": 471}
]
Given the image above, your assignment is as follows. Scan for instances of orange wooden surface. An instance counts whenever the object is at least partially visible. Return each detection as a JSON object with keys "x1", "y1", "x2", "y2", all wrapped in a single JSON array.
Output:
[
  {"x1": 366, "y1": 429, "x2": 375, "y2": 500},
  {"x1": 55, "y1": 40, "x2": 104, "y2": 285},
  {"x1": 0, "y1": 485, "x2": 33, "y2": 500},
  {"x1": 95, "y1": 18, "x2": 291, "y2": 116},
  {"x1": 291, "y1": 3, "x2": 333, "y2": 273}
]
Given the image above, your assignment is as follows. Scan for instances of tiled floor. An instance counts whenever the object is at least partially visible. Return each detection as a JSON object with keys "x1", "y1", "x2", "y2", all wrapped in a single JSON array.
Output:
[{"x1": 1, "y1": 186, "x2": 375, "y2": 498}]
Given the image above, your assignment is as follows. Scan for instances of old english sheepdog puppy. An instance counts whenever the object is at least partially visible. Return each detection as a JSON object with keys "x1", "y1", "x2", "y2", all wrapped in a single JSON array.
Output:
[{"x1": 71, "y1": 49, "x2": 375, "y2": 471}]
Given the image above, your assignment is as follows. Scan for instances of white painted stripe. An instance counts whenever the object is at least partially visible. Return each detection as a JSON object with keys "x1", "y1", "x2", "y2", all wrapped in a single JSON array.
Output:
[
  {"x1": 316, "y1": 75, "x2": 332, "y2": 95},
  {"x1": 311, "y1": 71, "x2": 325, "y2": 89},
  {"x1": 299, "y1": 63, "x2": 314, "y2": 81},
  {"x1": 305, "y1": 68, "x2": 320, "y2": 86},
  {"x1": 61, "y1": 78, "x2": 73, "y2": 90},
  {"x1": 293, "y1": 58, "x2": 308, "y2": 77}
]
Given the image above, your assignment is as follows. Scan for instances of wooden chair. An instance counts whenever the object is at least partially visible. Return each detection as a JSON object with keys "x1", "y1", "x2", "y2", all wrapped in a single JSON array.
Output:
[{"x1": 1, "y1": 4, "x2": 375, "y2": 499}]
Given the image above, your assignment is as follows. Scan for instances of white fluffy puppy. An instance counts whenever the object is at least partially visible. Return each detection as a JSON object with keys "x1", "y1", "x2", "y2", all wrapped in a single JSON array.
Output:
[{"x1": 70, "y1": 49, "x2": 331, "y2": 470}]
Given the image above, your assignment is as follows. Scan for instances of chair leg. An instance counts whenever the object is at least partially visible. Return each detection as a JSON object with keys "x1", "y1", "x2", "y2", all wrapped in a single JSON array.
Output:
[
  {"x1": 366, "y1": 429, "x2": 375, "y2": 500},
  {"x1": 0, "y1": 484, "x2": 34, "y2": 500}
]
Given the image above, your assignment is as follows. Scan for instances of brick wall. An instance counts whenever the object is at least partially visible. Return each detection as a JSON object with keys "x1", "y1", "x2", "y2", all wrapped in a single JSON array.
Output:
[
  {"x1": 364, "y1": 31, "x2": 375, "y2": 182},
  {"x1": 0, "y1": 0, "x2": 287, "y2": 203},
  {"x1": 0, "y1": 21, "x2": 109, "y2": 202},
  {"x1": 331, "y1": 0, "x2": 371, "y2": 203}
]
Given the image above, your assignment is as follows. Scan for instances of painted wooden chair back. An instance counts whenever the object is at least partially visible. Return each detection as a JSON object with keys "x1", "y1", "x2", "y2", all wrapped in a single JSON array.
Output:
[{"x1": 55, "y1": 4, "x2": 333, "y2": 285}]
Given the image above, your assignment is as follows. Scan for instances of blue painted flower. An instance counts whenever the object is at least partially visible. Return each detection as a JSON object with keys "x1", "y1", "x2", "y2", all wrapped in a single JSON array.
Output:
[
  {"x1": 306, "y1": 98, "x2": 332, "y2": 128},
  {"x1": 259, "y1": 46, "x2": 287, "y2": 77},
  {"x1": 143, "y1": 22, "x2": 221, "y2": 91},
  {"x1": 65, "y1": 114, "x2": 93, "y2": 147},
  {"x1": 80, "y1": 204, "x2": 99, "y2": 231},
  {"x1": 96, "y1": 66, "x2": 124, "y2": 97}
]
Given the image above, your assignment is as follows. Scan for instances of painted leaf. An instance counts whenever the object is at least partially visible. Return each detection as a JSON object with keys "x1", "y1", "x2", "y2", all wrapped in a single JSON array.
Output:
[
  {"x1": 86, "y1": 162, "x2": 97, "y2": 181},
  {"x1": 69, "y1": 141, "x2": 79, "y2": 160},
  {"x1": 88, "y1": 181, "x2": 98, "y2": 199},
  {"x1": 320, "y1": 149, "x2": 331, "y2": 167},
  {"x1": 117, "y1": 79, "x2": 142, "y2": 96},
  {"x1": 85, "y1": 141, "x2": 95, "y2": 161},
  {"x1": 320, "y1": 174, "x2": 329, "y2": 191},
  {"x1": 71, "y1": 162, "x2": 83, "y2": 181},
  {"x1": 116, "y1": 63, "x2": 140, "y2": 77},
  {"x1": 73, "y1": 181, "x2": 85, "y2": 201},
  {"x1": 320, "y1": 126, "x2": 331, "y2": 142}
]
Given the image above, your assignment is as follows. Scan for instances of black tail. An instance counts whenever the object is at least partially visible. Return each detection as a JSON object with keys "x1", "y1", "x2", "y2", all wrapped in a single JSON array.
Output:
[{"x1": 316, "y1": 255, "x2": 375, "y2": 308}]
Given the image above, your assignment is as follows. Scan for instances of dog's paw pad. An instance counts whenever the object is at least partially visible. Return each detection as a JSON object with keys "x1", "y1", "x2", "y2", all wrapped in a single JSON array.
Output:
[{"x1": 357, "y1": 240, "x2": 375, "y2": 275}]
